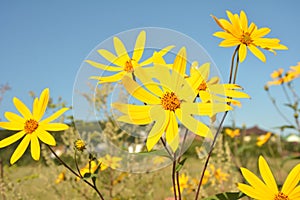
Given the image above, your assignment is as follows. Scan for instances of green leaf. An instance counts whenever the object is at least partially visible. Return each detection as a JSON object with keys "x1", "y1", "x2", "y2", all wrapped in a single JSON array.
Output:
[
  {"x1": 175, "y1": 157, "x2": 187, "y2": 172},
  {"x1": 83, "y1": 172, "x2": 92, "y2": 179},
  {"x1": 203, "y1": 192, "x2": 245, "y2": 200}
]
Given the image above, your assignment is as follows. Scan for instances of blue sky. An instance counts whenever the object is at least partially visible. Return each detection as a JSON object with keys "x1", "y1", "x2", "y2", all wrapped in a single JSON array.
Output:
[{"x1": 0, "y1": 1, "x2": 299, "y2": 134}]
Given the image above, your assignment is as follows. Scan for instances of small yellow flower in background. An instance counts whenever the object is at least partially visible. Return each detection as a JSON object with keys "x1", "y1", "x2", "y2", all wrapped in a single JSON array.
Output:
[
  {"x1": 212, "y1": 10, "x2": 287, "y2": 63},
  {"x1": 113, "y1": 48, "x2": 233, "y2": 151},
  {"x1": 74, "y1": 139, "x2": 86, "y2": 152},
  {"x1": 238, "y1": 155, "x2": 300, "y2": 199},
  {"x1": 0, "y1": 88, "x2": 69, "y2": 164},
  {"x1": 225, "y1": 128, "x2": 240, "y2": 138},
  {"x1": 186, "y1": 62, "x2": 250, "y2": 106},
  {"x1": 256, "y1": 132, "x2": 272, "y2": 147},
  {"x1": 77, "y1": 159, "x2": 101, "y2": 180},
  {"x1": 267, "y1": 68, "x2": 287, "y2": 86},
  {"x1": 171, "y1": 173, "x2": 190, "y2": 194},
  {"x1": 210, "y1": 164, "x2": 229, "y2": 185},
  {"x1": 55, "y1": 171, "x2": 66, "y2": 184},
  {"x1": 99, "y1": 154, "x2": 122, "y2": 171},
  {"x1": 288, "y1": 62, "x2": 300, "y2": 80},
  {"x1": 87, "y1": 30, "x2": 174, "y2": 84}
]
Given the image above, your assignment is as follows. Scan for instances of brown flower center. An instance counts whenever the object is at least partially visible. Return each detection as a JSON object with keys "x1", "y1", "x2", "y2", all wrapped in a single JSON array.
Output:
[
  {"x1": 198, "y1": 81, "x2": 207, "y2": 91},
  {"x1": 24, "y1": 119, "x2": 39, "y2": 134},
  {"x1": 161, "y1": 92, "x2": 181, "y2": 111},
  {"x1": 124, "y1": 59, "x2": 134, "y2": 72},
  {"x1": 240, "y1": 32, "x2": 253, "y2": 46},
  {"x1": 274, "y1": 192, "x2": 289, "y2": 200}
]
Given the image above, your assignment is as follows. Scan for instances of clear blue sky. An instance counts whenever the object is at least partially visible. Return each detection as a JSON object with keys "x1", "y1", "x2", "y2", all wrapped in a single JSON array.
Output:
[{"x1": 0, "y1": 1, "x2": 299, "y2": 134}]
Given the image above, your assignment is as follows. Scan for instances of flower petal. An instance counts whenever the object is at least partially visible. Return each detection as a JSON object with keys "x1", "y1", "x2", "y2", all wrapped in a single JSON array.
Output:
[
  {"x1": 239, "y1": 44, "x2": 247, "y2": 63},
  {"x1": 173, "y1": 47, "x2": 187, "y2": 76},
  {"x1": 32, "y1": 98, "x2": 39, "y2": 120},
  {"x1": 97, "y1": 49, "x2": 124, "y2": 67},
  {"x1": 240, "y1": 10, "x2": 248, "y2": 31},
  {"x1": 37, "y1": 129, "x2": 56, "y2": 146},
  {"x1": 258, "y1": 156, "x2": 278, "y2": 193},
  {"x1": 165, "y1": 111, "x2": 179, "y2": 152},
  {"x1": 30, "y1": 134, "x2": 40, "y2": 161},
  {"x1": 13, "y1": 97, "x2": 32, "y2": 119},
  {"x1": 40, "y1": 108, "x2": 69, "y2": 124},
  {"x1": 238, "y1": 183, "x2": 271, "y2": 199},
  {"x1": 0, "y1": 130, "x2": 26, "y2": 148},
  {"x1": 113, "y1": 36, "x2": 130, "y2": 63},
  {"x1": 4, "y1": 112, "x2": 25, "y2": 123},
  {"x1": 0, "y1": 121, "x2": 24, "y2": 130},
  {"x1": 288, "y1": 185, "x2": 300, "y2": 199},
  {"x1": 39, "y1": 123, "x2": 69, "y2": 131},
  {"x1": 181, "y1": 102, "x2": 232, "y2": 117},
  {"x1": 37, "y1": 88, "x2": 50, "y2": 121},
  {"x1": 251, "y1": 27, "x2": 271, "y2": 38},
  {"x1": 132, "y1": 31, "x2": 146, "y2": 62},
  {"x1": 248, "y1": 45, "x2": 266, "y2": 62},
  {"x1": 10, "y1": 134, "x2": 31, "y2": 164},
  {"x1": 91, "y1": 71, "x2": 127, "y2": 84},
  {"x1": 281, "y1": 163, "x2": 300, "y2": 195},
  {"x1": 140, "y1": 45, "x2": 175, "y2": 66},
  {"x1": 85, "y1": 60, "x2": 123, "y2": 71}
]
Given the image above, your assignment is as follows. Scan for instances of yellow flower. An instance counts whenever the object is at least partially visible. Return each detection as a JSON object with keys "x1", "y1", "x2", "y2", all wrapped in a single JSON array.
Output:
[
  {"x1": 225, "y1": 128, "x2": 240, "y2": 138},
  {"x1": 172, "y1": 173, "x2": 190, "y2": 194},
  {"x1": 212, "y1": 10, "x2": 287, "y2": 63},
  {"x1": 99, "y1": 154, "x2": 122, "y2": 171},
  {"x1": 87, "y1": 30, "x2": 174, "y2": 83},
  {"x1": 210, "y1": 164, "x2": 229, "y2": 185},
  {"x1": 256, "y1": 132, "x2": 272, "y2": 147},
  {"x1": 0, "y1": 88, "x2": 69, "y2": 164},
  {"x1": 55, "y1": 171, "x2": 66, "y2": 184},
  {"x1": 77, "y1": 159, "x2": 101, "y2": 180},
  {"x1": 267, "y1": 68, "x2": 287, "y2": 86},
  {"x1": 238, "y1": 155, "x2": 300, "y2": 200},
  {"x1": 74, "y1": 139, "x2": 86, "y2": 152},
  {"x1": 113, "y1": 49, "x2": 232, "y2": 151},
  {"x1": 288, "y1": 62, "x2": 300, "y2": 80},
  {"x1": 186, "y1": 62, "x2": 250, "y2": 106}
]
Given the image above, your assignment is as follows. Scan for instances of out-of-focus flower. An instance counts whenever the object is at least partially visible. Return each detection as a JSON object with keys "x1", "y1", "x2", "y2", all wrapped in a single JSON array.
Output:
[
  {"x1": 74, "y1": 139, "x2": 86, "y2": 152},
  {"x1": 87, "y1": 30, "x2": 174, "y2": 84},
  {"x1": 256, "y1": 132, "x2": 272, "y2": 147},
  {"x1": 113, "y1": 49, "x2": 232, "y2": 151},
  {"x1": 186, "y1": 62, "x2": 250, "y2": 106},
  {"x1": 210, "y1": 164, "x2": 229, "y2": 185},
  {"x1": 225, "y1": 128, "x2": 240, "y2": 138},
  {"x1": 171, "y1": 173, "x2": 190, "y2": 194},
  {"x1": 99, "y1": 154, "x2": 122, "y2": 171},
  {"x1": 0, "y1": 88, "x2": 69, "y2": 164},
  {"x1": 287, "y1": 62, "x2": 300, "y2": 80},
  {"x1": 212, "y1": 10, "x2": 287, "y2": 63},
  {"x1": 112, "y1": 172, "x2": 128, "y2": 186},
  {"x1": 77, "y1": 159, "x2": 101, "y2": 180},
  {"x1": 55, "y1": 171, "x2": 66, "y2": 184},
  {"x1": 238, "y1": 155, "x2": 300, "y2": 199}
]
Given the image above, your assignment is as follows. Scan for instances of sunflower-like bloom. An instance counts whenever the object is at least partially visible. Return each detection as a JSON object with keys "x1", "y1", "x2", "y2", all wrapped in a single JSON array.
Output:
[
  {"x1": 225, "y1": 128, "x2": 240, "y2": 138},
  {"x1": 0, "y1": 88, "x2": 69, "y2": 164},
  {"x1": 87, "y1": 30, "x2": 174, "y2": 83},
  {"x1": 112, "y1": 49, "x2": 232, "y2": 151},
  {"x1": 238, "y1": 155, "x2": 300, "y2": 199},
  {"x1": 212, "y1": 10, "x2": 287, "y2": 63},
  {"x1": 186, "y1": 62, "x2": 250, "y2": 105},
  {"x1": 256, "y1": 132, "x2": 272, "y2": 147},
  {"x1": 99, "y1": 154, "x2": 122, "y2": 171}
]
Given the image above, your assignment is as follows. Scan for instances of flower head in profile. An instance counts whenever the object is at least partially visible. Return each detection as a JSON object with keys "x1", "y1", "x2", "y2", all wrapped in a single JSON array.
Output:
[
  {"x1": 238, "y1": 155, "x2": 300, "y2": 200},
  {"x1": 225, "y1": 128, "x2": 240, "y2": 138},
  {"x1": 256, "y1": 132, "x2": 272, "y2": 147},
  {"x1": 186, "y1": 62, "x2": 250, "y2": 105},
  {"x1": 99, "y1": 154, "x2": 122, "y2": 171},
  {"x1": 287, "y1": 62, "x2": 300, "y2": 81},
  {"x1": 113, "y1": 48, "x2": 232, "y2": 151},
  {"x1": 87, "y1": 30, "x2": 174, "y2": 83},
  {"x1": 212, "y1": 10, "x2": 287, "y2": 62},
  {"x1": 0, "y1": 88, "x2": 69, "y2": 164}
]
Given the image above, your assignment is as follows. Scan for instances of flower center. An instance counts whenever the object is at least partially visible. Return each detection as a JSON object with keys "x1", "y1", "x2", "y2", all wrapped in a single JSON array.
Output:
[
  {"x1": 274, "y1": 192, "x2": 289, "y2": 200},
  {"x1": 161, "y1": 92, "x2": 181, "y2": 111},
  {"x1": 198, "y1": 81, "x2": 207, "y2": 91},
  {"x1": 124, "y1": 59, "x2": 134, "y2": 72},
  {"x1": 240, "y1": 32, "x2": 252, "y2": 46},
  {"x1": 24, "y1": 119, "x2": 39, "y2": 134}
]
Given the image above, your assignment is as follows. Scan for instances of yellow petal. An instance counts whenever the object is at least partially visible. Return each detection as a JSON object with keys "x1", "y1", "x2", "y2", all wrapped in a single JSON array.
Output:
[
  {"x1": 239, "y1": 10, "x2": 248, "y2": 31},
  {"x1": 0, "y1": 121, "x2": 24, "y2": 130},
  {"x1": 258, "y1": 156, "x2": 278, "y2": 193},
  {"x1": 173, "y1": 47, "x2": 187, "y2": 76},
  {"x1": 4, "y1": 112, "x2": 25, "y2": 123},
  {"x1": 10, "y1": 134, "x2": 31, "y2": 164},
  {"x1": 165, "y1": 111, "x2": 179, "y2": 152},
  {"x1": 146, "y1": 106, "x2": 168, "y2": 151},
  {"x1": 39, "y1": 123, "x2": 69, "y2": 131},
  {"x1": 238, "y1": 183, "x2": 271, "y2": 199},
  {"x1": 281, "y1": 163, "x2": 300, "y2": 195},
  {"x1": 0, "y1": 130, "x2": 26, "y2": 148},
  {"x1": 37, "y1": 129, "x2": 56, "y2": 146},
  {"x1": 97, "y1": 49, "x2": 124, "y2": 67},
  {"x1": 30, "y1": 134, "x2": 40, "y2": 161},
  {"x1": 140, "y1": 45, "x2": 175, "y2": 66},
  {"x1": 181, "y1": 102, "x2": 232, "y2": 117},
  {"x1": 248, "y1": 45, "x2": 266, "y2": 62},
  {"x1": 40, "y1": 107, "x2": 69, "y2": 124},
  {"x1": 251, "y1": 27, "x2": 271, "y2": 38},
  {"x1": 219, "y1": 39, "x2": 241, "y2": 47},
  {"x1": 122, "y1": 75, "x2": 160, "y2": 104},
  {"x1": 13, "y1": 97, "x2": 32, "y2": 119},
  {"x1": 132, "y1": 31, "x2": 146, "y2": 62},
  {"x1": 239, "y1": 44, "x2": 247, "y2": 63},
  {"x1": 213, "y1": 31, "x2": 233, "y2": 39},
  {"x1": 37, "y1": 88, "x2": 49, "y2": 121},
  {"x1": 113, "y1": 36, "x2": 130, "y2": 63},
  {"x1": 85, "y1": 60, "x2": 123, "y2": 71},
  {"x1": 32, "y1": 98, "x2": 39, "y2": 120},
  {"x1": 175, "y1": 109, "x2": 213, "y2": 138},
  {"x1": 289, "y1": 185, "x2": 300, "y2": 199}
]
